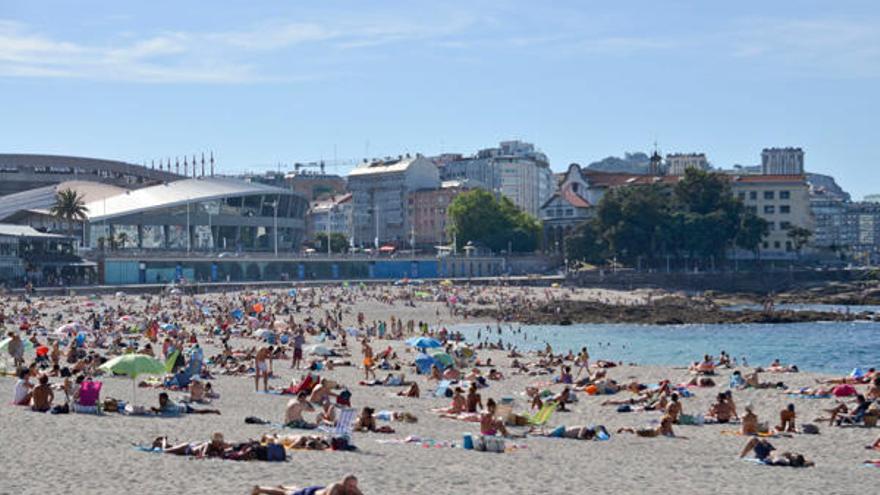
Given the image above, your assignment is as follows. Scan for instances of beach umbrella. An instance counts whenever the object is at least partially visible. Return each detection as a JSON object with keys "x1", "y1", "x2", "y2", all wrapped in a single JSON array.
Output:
[
  {"x1": 431, "y1": 351, "x2": 454, "y2": 368},
  {"x1": 0, "y1": 336, "x2": 34, "y2": 354},
  {"x1": 439, "y1": 279, "x2": 453, "y2": 287},
  {"x1": 406, "y1": 337, "x2": 442, "y2": 350},
  {"x1": 55, "y1": 322, "x2": 87, "y2": 335},
  {"x1": 414, "y1": 353, "x2": 437, "y2": 374},
  {"x1": 288, "y1": 289, "x2": 297, "y2": 297},
  {"x1": 231, "y1": 308, "x2": 244, "y2": 320},
  {"x1": 99, "y1": 354, "x2": 166, "y2": 404},
  {"x1": 305, "y1": 344, "x2": 333, "y2": 356}
]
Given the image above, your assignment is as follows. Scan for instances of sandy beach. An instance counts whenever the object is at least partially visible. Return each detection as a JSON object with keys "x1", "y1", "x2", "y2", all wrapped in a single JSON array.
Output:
[{"x1": 1, "y1": 285, "x2": 878, "y2": 495}]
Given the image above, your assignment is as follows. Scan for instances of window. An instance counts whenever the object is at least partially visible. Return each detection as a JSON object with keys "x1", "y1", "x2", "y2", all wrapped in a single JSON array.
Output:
[
  {"x1": 779, "y1": 191, "x2": 790, "y2": 200},
  {"x1": 774, "y1": 241, "x2": 781, "y2": 249},
  {"x1": 779, "y1": 221, "x2": 791, "y2": 230},
  {"x1": 737, "y1": 192, "x2": 745, "y2": 200},
  {"x1": 565, "y1": 209, "x2": 574, "y2": 216},
  {"x1": 780, "y1": 205, "x2": 790, "y2": 214},
  {"x1": 763, "y1": 242, "x2": 769, "y2": 249},
  {"x1": 785, "y1": 241, "x2": 793, "y2": 252},
  {"x1": 747, "y1": 206, "x2": 757, "y2": 214},
  {"x1": 749, "y1": 191, "x2": 757, "y2": 200},
  {"x1": 768, "y1": 222, "x2": 776, "y2": 231},
  {"x1": 764, "y1": 205, "x2": 775, "y2": 214},
  {"x1": 764, "y1": 191, "x2": 775, "y2": 200}
]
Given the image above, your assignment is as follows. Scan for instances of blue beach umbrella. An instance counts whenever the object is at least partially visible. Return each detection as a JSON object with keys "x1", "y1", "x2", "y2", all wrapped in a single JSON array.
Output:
[
  {"x1": 406, "y1": 337, "x2": 442, "y2": 350},
  {"x1": 414, "y1": 353, "x2": 438, "y2": 374}
]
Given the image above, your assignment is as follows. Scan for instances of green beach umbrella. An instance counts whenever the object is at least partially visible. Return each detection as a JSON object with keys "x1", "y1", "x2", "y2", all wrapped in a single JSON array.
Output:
[
  {"x1": 0, "y1": 336, "x2": 35, "y2": 354},
  {"x1": 431, "y1": 351, "x2": 454, "y2": 368},
  {"x1": 99, "y1": 354, "x2": 166, "y2": 404}
]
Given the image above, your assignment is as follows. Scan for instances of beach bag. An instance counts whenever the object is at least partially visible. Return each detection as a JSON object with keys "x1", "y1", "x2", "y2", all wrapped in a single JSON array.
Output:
[
  {"x1": 50, "y1": 404, "x2": 69, "y2": 414},
  {"x1": 864, "y1": 413, "x2": 878, "y2": 428},
  {"x1": 330, "y1": 436, "x2": 350, "y2": 451},
  {"x1": 266, "y1": 443, "x2": 286, "y2": 462},
  {"x1": 245, "y1": 416, "x2": 269, "y2": 425},
  {"x1": 801, "y1": 423, "x2": 820, "y2": 434},
  {"x1": 616, "y1": 405, "x2": 632, "y2": 413}
]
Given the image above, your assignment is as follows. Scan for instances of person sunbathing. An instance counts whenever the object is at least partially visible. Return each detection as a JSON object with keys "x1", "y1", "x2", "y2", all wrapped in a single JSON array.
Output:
[
  {"x1": 825, "y1": 395, "x2": 872, "y2": 426},
  {"x1": 251, "y1": 474, "x2": 363, "y2": 495},
  {"x1": 480, "y1": 399, "x2": 509, "y2": 437},
  {"x1": 549, "y1": 425, "x2": 610, "y2": 441},
  {"x1": 776, "y1": 403, "x2": 797, "y2": 432},
  {"x1": 436, "y1": 387, "x2": 466, "y2": 415},
  {"x1": 741, "y1": 405, "x2": 761, "y2": 436},
  {"x1": 739, "y1": 437, "x2": 813, "y2": 467},
  {"x1": 31, "y1": 374, "x2": 54, "y2": 412},
  {"x1": 706, "y1": 393, "x2": 734, "y2": 423},
  {"x1": 151, "y1": 432, "x2": 230, "y2": 458},
  {"x1": 397, "y1": 382, "x2": 420, "y2": 398},
  {"x1": 617, "y1": 414, "x2": 680, "y2": 438},
  {"x1": 152, "y1": 392, "x2": 220, "y2": 416},
  {"x1": 354, "y1": 407, "x2": 394, "y2": 433},
  {"x1": 316, "y1": 402, "x2": 336, "y2": 426},
  {"x1": 285, "y1": 393, "x2": 316, "y2": 429},
  {"x1": 666, "y1": 393, "x2": 683, "y2": 423},
  {"x1": 465, "y1": 384, "x2": 483, "y2": 413}
]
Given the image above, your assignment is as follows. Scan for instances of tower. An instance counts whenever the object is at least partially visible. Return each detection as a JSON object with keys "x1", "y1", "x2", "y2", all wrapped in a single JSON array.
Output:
[
  {"x1": 210, "y1": 151, "x2": 215, "y2": 176},
  {"x1": 649, "y1": 141, "x2": 663, "y2": 176}
]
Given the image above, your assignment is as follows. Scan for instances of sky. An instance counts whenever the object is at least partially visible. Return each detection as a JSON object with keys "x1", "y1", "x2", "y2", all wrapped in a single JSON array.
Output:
[{"x1": 1, "y1": 0, "x2": 878, "y2": 198}]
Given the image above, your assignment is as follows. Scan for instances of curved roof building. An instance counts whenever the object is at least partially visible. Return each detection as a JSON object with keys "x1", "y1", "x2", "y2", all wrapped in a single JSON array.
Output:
[
  {"x1": 84, "y1": 177, "x2": 309, "y2": 252},
  {"x1": 0, "y1": 154, "x2": 181, "y2": 197}
]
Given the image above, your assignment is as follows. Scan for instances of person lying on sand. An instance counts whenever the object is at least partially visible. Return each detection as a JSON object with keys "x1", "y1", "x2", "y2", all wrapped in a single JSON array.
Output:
[
  {"x1": 151, "y1": 392, "x2": 220, "y2": 416},
  {"x1": 617, "y1": 414, "x2": 682, "y2": 438},
  {"x1": 151, "y1": 432, "x2": 230, "y2": 458},
  {"x1": 251, "y1": 474, "x2": 362, "y2": 495},
  {"x1": 397, "y1": 382, "x2": 419, "y2": 398},
  {"x1": 739, "y1": 437, "x2": 814, "y2": 467},
  {"x1": 537, "y1": 424, "x2": 610, "y2": 441}
]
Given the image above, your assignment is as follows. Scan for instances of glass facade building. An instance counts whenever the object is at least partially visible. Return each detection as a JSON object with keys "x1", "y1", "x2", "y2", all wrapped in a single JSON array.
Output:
[{"x1": 84, "y1": 178, "x2": 309, "y2": 252}]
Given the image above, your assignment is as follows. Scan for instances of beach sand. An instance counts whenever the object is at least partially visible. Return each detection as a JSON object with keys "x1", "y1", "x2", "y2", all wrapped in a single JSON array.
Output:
[{"x1": 0, "y1": 287, "x2": 877, "y2": 494}]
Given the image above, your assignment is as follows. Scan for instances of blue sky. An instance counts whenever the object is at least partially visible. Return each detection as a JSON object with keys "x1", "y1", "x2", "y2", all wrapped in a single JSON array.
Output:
[{"x1": 1, "y1": 0, "x2": 878, "y2": 198}]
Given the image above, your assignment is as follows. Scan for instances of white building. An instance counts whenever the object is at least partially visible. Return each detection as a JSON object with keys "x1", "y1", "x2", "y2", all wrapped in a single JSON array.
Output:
[
  {"x1": 307, "y1": 193, "x2": 352, "y2": 240},
  {"x1": 666, "y1": 153, "x2": 709, "y2": 176},
  {"x1": 348, "y1": 155, "x2": 440, "y2": 247},
  {"x1": 440, "y1": 140, "x2": 552, "y2": 217},
  {"x1": 762, "y1": 148, "x2": 804, "y2": 175}
]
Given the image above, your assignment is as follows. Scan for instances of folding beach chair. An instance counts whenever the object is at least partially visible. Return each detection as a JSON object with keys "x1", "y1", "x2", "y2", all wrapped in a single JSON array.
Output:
[
  {"x1": 495, "y1": 403, "x2": 514, "y2": 425},
  {"x1": 319, "y1": 407, "x2": 356, "y2": 439},
  {"x1": 527, "y1": 402, "x2": 557, "y2": 434},
  {"x1": 74, "y1": 380, "x2": 103, "y2": 414}
]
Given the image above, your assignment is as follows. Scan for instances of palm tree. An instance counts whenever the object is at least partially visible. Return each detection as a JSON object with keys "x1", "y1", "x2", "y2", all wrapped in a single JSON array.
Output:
[{"x1": 49, "y1": 188, "x2": 89, "y2": 242}]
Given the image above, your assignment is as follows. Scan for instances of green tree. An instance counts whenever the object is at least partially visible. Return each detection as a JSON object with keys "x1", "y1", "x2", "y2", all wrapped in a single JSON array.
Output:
[
  {"x1": 594, "y1": 184, "x2": 669, "y2": 264},
  {"x1": 787, "y1": 226, "x2": 813, "y2": 259},
  {"x1": 673, "y1": 169, "x2": 743, "y2": 262},
  {"x1": 447, "y1": 190, "x2": 541, "y2": 253},
  {"x1": 735, "y1": 211, "x2": 770, "y2": 259},
  {"x1": 314, "y1": 232, "x2": 349, "y2": 253},
  {"x1": 49, "y1": 188, "x2": 89, "y2": 240},
  {"x1": 564, "y1": 221, "x2": 607, "y2": 264}
]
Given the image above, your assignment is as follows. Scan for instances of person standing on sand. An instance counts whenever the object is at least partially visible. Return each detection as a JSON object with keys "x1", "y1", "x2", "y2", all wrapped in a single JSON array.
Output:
[
  {"x1": 255, "y1": 347, "x2": 271, "y2": 392},
  {"x1": 291, "y1": 330, "x2": 304, "y2": 369},
  {"x1": 361, "y1": 338, "x2": 375, "y2": 381}
]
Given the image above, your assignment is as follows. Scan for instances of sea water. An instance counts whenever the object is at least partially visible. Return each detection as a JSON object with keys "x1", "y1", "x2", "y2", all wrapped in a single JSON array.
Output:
[{"x1": 453, "y1": 321, "x2": 880, "y2": 374}]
